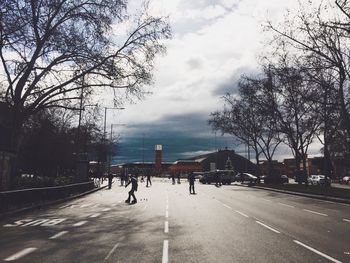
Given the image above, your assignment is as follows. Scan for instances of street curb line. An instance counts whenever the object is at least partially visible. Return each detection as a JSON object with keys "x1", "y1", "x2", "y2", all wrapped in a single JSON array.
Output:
[
  {"x1": 0, "y1": 184, "x2": 108, "y2": 220},
  {"x1": 251, "y1": 185, "x2": 350, "y2": 205}
]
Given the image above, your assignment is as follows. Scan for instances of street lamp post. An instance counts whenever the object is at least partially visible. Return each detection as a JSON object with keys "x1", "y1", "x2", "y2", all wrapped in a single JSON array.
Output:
[
  {"x1": 108, "y1": 123, "x2": 126, "y2": 174},
  {"x1": 102, "y1": 107, "x2": 125, "y2": 177},
  {"x1": 103, "y1": 107, "x2": 125, "y2": 143}
]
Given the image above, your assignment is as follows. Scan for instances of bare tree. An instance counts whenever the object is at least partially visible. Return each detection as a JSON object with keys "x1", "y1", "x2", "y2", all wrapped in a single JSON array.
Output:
[
  {"x1": 267, "y1": 59, "x2": 321, "y2": 173},
  {"x1": 0, "y1": 0, "x2": 171, "y2": 153},
  {"x1": 266, "y1": 0, "x2": 350, "y2": 152},
  {"x1": 209, "y1": 74, "x2": 283, "y2": 179}
]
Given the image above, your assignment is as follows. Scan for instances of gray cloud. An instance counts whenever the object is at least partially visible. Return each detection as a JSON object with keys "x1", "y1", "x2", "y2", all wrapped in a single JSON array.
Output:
[
  {"x1": 212, "y1": 66, "x2": 258, "y2": 96},
  {"x1": 125, "y1": 111, "x2": 214, "y2": 138},
  {"x1": 187, "y1": 58, "x2": 203, "y2": 70}
]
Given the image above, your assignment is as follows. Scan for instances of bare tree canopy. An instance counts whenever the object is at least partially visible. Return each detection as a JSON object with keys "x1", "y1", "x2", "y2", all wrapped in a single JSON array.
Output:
[
  {"x1": 266, "y1": 0, "x2": 350, "y2": 150},
  {"x1": 0, "y1": 0, "x2": 171, "y2": 115},
  {"x1": 0, "y1": 0, "x2": 171, "y2": 151}
]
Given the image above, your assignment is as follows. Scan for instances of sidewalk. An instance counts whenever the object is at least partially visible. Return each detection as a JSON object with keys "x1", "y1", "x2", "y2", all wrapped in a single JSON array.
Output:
[{"x1": 0, "y1": 182, "x2": 108, "y2": 219}]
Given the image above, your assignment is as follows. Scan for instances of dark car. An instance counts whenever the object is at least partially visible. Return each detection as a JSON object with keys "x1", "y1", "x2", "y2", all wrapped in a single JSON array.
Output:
[
  {"x1": 199, "y1": 170, "x2": 234, "y2": 185},
  {"x1": 238, "y1": 173, "x2": 258, "y2": 185},
  {"x1": 294, "y1": 170, "x2": 308, "y2": 184},
  {"x1": 340, "y1": 176, "x2": 350, "y2": 185},
  {"x1": 263, "y1": 175, "x2": 289, "y2": 184}
]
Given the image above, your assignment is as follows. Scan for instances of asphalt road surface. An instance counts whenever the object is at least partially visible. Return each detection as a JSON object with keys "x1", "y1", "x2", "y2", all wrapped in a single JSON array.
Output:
[{"x1": 1, "y1": 178, "x2": 349, "y2": 263}]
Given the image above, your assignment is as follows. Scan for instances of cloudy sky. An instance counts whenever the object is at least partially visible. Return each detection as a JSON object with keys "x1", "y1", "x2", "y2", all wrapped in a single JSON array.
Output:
[{"x1": 106, "y1": 0, "x2": 323, "y2": 164}]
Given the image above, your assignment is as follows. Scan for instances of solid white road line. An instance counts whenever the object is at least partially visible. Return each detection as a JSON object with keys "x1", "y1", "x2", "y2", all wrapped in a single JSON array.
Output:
[
  {"x1": 235, "y1": 210, "x2": 249, "y2": 218},
  {"x1": 73, "y1": 221, "x2": 87, "y2": 227},
  {"x1": 49, "y1": 231, "x2": 69, "y2": 239},
  {"x1": 4, "y1": 248, "x2": 37, "y2": 261},
  {"x1": 162, "y1": 240, "x2": 169, "y2": 263},
  {"x1": 164, "y1": 221, "x2": 169, "y2": 233},
  {"x1": 104, "y1": 243, "x2": 120, "y2": 262},
  {"x1": 303, "y1": 209, "x2": 328, "y2": 217},
  {"x1": 102, "y1": 208, "x2": 111, "y2": 212},
  {"x1": 293, "y1": 240, "x2": 343, "y2": 263},
  {"x1": 90, "y1": 213, "x2": 101, "y2": 218},
  {"x1": 256, "y1": 221, "x2": 280, "y2": 234},
  {"x1": 278, "y1": 202, "x2": 295, "y2": 208},
  {"x1": 59, "y1": 204, "x2": 70, "y2": 209},
  {"x1": 222, "y1": 204, "x2": 232, "y2": 210},
  {"x1": 343, "y1": 218, "x2": 350, "y2": 223}
]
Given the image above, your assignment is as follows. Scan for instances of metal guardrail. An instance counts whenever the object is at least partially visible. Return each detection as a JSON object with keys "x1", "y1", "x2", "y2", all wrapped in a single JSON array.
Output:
[{"x1": 0, "y1": 181, "x2": 94, "y2": 212}]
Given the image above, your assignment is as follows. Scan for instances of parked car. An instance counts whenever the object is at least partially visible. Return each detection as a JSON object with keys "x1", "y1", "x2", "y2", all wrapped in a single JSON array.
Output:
[
  {"x1": 308, "y1": 175, "x2": 331, "y2": 186},
  {"x1": 339, "y1": 176, "x2": 350, "y2": 185},
  {"x1": 263, "y1": 175, "x2": 289, "y2": 184},
  {"x1": 198, "y1": 170, "x2": 235, "y2": 185},
  {"x1": 238, "y1": 173, "x2": 258, "y2": 185},
  {"x1": 294, "y1": 170, "x2": 308, "y2": 184}
]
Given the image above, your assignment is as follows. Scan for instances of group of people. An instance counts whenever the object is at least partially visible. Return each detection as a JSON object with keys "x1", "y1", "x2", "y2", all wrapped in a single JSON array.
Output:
[{"x1": 122, "y1": 172, "x2": 198, "y2": 205}]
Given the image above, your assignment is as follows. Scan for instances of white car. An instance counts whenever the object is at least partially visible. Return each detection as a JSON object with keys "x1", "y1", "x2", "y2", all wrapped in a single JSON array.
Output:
[{"x1": 308, "y1": 175, "x2": 331, "y2": 186}]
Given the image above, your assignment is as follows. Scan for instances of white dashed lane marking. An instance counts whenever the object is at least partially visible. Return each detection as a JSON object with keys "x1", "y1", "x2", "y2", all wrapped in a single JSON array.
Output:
[
  {"x1": 303, "y1": 209, "x2": 328, "y2": 217},
  {"x1": 343, "y1": 219, "x2": 350, "y2": 223},
  {"x1": 104, "y1": 242, "x2": 120, "y2": 262},
  {"x1": 222, "y1": 204, "x2": 232, "y2": 210},
  {"x1": 80, "y1": 203, "x2": 92, "y2": 208},
  {"x1": 256, "y1": 221, "x2": 280, "y2": 234},
  {"x1": 165, "y1": 211, "x2": 169, "y2": 218},
  {"x1": 49, "y1": 231, "x2": 69, "y2": 239},
  {"x1": 162, "y1": 240, "x2": 169, "y2": 263},
  {"x1": 4, "y1": 248, "x2": 37, "y2": 261},
  {"x1": 293, "y1": 240, "x2": 343, "y2": 263},
  {"x1": 278, "y1": 202, "x2": 295, "y2": 208},
  {"x1": 90, "y1": 213, "x2": 101, "y2": 218},
  {"x1": 102, "y1": 208, "x2": 111, "y2": 212},
  {"x1": 73, "y1": 221, "x2": 87, "y2": 227},
  {"x1": 235, "y1": 210, "x2": 249, "y2": 218},
  {"x1": 164, "y1": 221, "x2": 169, "y2": 233}
]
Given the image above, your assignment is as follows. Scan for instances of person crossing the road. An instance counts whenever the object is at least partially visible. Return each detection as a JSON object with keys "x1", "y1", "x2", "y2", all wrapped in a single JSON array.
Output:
[
  {"x1": 188, "y1": 172, "x2": 196, "y2": 194},
  {"x1": 125, "y1": 175, "x2": 138, "y2": 204},
  {"x1": 146, "y1": 171, "x2": 152, "y2": 187}
]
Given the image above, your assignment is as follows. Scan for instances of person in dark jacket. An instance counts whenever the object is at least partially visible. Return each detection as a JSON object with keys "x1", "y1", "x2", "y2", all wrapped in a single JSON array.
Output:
[
  {"x1": 188, "y1": 172, "x2": 196, "y2": 194},
  {"x1": 125, "y1": 175, "x2": 138, "y2": 204},
  {"x1": 108, "y1": 173, "x2": 113, "y2": 189},
  {"x1": 146, "y1": 171, "x2": 152, "y2": 187}
]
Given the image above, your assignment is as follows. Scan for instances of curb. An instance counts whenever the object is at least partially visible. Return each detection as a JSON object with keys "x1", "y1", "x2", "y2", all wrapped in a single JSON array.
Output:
[
  {"x1": 0, "y1": 185, "x2": 108, "y2": 220},
  {"x1": 250, "y1": 184, "x2": 350, "y2": 205}
]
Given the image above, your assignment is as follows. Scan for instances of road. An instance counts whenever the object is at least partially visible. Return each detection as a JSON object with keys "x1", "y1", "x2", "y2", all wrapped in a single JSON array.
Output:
[{"x1": 0, "y1": 179, "x2": 349, "y2": 263}]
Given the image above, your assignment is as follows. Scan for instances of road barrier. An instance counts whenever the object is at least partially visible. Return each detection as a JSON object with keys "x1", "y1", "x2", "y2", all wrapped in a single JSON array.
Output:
[{"x1": 0, "y1": 181, "x2": 94, "y2": 213}]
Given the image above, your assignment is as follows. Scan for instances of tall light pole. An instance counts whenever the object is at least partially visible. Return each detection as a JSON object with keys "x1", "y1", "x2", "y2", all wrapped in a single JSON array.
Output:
[
  {"x1": 103, "y1": 107, "x2": 125, "y2": 143},
  {"x1": 102, "y1": 107, "x2": 125, "y2": 176},
  {"x1": 77, "y1": 103, "x2": 97, "y2": 152},
  {"x1": 108, "y1": 123, "x2": 126, "y2": 174}
]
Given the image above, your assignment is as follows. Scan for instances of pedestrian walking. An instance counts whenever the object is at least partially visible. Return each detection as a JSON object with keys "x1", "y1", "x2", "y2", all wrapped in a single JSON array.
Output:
[
  {"x1": 108, "y1": 173, "x2": 113, "y2": 189},
  {"x1": 146, "y1": 171, "x2": 152, "y2": 187},
  {"x1": 125, "y1": 175, "x2": 138, "y2": 204},
  {"x1": 188, "y1": 172, "x2": 196, "y2": 194},
  {"x1": 171, "y1": 173, "x2": 175, "y2": 185},
  {"x1": 120, "y1": 173, "x2": 125, "y2": 186},
  {"x1": 177, "y1": 173, "x2": 181, "y2": 184}
]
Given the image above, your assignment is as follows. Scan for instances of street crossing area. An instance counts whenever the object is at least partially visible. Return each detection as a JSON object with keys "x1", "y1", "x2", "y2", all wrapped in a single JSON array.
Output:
[{"x1": 0, "y1": 180, "x2": 349, "y2": 263}]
